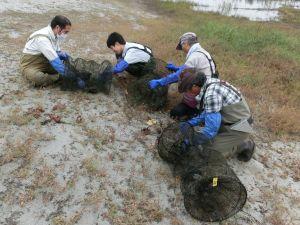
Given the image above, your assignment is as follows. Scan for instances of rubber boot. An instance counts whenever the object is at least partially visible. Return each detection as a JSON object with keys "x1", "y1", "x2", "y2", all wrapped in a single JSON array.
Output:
[{"x1": 236, "y1": 139, "x2": 255, "y2": 162}]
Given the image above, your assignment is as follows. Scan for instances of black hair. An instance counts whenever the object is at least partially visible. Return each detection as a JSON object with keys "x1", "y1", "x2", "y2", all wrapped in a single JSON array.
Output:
[
  {"x1": 192, "y1": 71, "x2": 207, "y2": 88},
  {"x1": 106, "y1": 32, "x2": 126, "y2": 48},
  {"x1": 178, "y1": 68, "x2": 206, "y2": 93},
  {"x1": 50, "y1": 15, "x2": 71, "y2": 29}
]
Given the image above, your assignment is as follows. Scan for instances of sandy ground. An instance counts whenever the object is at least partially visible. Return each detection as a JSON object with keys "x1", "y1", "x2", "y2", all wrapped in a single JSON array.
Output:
[{"x1": 0, "y1": 1, "x2": 299, "y2": 225}]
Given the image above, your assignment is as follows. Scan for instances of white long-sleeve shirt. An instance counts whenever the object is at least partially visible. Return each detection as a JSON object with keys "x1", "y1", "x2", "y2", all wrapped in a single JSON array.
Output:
[
  {"x1": 122, "y1": 42, "x2": 151, "y2": 64},
  {"x1": 184, "y1": 43, "x2": 216, "y2": 78},
  {"x1": 23, "y1": 25, "x2": 60, "y2": 61}
]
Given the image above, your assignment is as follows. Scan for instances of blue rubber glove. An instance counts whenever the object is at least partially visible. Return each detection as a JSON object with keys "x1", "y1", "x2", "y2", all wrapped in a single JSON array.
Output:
[
  {"x1": 149, "y1": 80, "x2": 161, "y2": 89},
  {"x1": 182, "y1": 112, "x2": 221, "y2": 145},
  {"x1": 148, "y1": 65, "x2": 186, "y2": 89},
  {"x1": 159, "y1": 65, "x2": 186, "y2": 85},
  {"x1": 166, "y1": 63, "x2": 182, "y2": 72},
  {"x1": 180, "y1": 122, "x2": 210, "y2": 145},
  {"x1": 50, "y1": 57, "x2": 65, "y2": 75},
  {"x1": 57, "y1": 51, "x2": 69, "y2": 61},
  {"x1": 201, "y1": 112, "x2": 222, "y2": 139},
  {"x1": 183, "y1": 139, "x2": 190, "y2": 145},
  {"x1": 179, "y1": 122, "x2": 192, "y2": 136},
  {"x1": 77, "y1": 79, "x2": 85, "y2": 89},
  {"x1": 187, "y1": 113, "x2": 205, "y2": 127},
  {"x1": 113, "y1": 59, "x2": 129, "y2": 74}
]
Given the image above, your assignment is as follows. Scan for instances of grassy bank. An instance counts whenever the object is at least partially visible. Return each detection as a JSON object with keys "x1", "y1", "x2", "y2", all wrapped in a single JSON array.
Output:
[
  {"x1": 279, "y1": 6, "x2": 300, "y2": 26},
  {"x1": 130, "y1": 1, "x2": 300, "y2": 138}
]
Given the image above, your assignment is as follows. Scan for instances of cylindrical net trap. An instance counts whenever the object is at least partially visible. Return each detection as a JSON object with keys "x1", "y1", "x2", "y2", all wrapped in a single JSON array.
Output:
[
  {"x1": 62, "y1": 57, "x2": 113, "y2": 94},
  {"x1": 157, "y1": 124, "x2": 247, "y2": 222},
  {"x1": 178, "y1": 148, "x2": 247, "y2": 222},
  {"x1": 157, "y1": 122, "x2": 185, "y2": 163},
  {"x1": 127, "y1": 58, "x2": 169, "y2": 110}
]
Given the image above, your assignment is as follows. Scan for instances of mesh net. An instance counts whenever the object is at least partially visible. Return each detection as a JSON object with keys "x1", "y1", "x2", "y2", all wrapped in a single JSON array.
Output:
[
  {"x1": 151, "y1": 58, "x2": 171, "y2": 76},
  {"x1": 157, "y1": 122, "x2": 185, "y2": 163},
  {"x1": 61, "y1": 57, "x2": 113, "y2": 94},
  {"x1": 179, "y1": 148, "x2": 247, "y2": 222},
  {"x1": 157, "y1": 123, "x2": 247, "y2": 222},
  {"x1": 127, "y1": 58, "x2": 169, "y2": 110}
]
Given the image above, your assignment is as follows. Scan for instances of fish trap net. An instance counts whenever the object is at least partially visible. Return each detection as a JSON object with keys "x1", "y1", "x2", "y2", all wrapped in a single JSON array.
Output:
[
  {"x1": 157, "y1": 122, "x2": 185, "y2": 163},
  {"x1": 157, "y1": 124, "x2": 247, "y2": 222},
  {"x1": 178, "y1": 148, "x2": 247, "y2": 222},
  {"x1": 127, "y1": 58, "x2": 169, "y2": 110},
  {"x1": 61, "y1": 57, "x2": 113, "y2": 94}
]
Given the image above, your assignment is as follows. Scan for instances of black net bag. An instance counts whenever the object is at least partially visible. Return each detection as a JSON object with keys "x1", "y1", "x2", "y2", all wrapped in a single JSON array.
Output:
[
  {"x1": 178, "y1": 147, "x2": 247, "y2": 222},
  {"x1": 157, "y1": 122, "x2": 185, "y2": 163},
  {"x1": 156, "y1": 124, "x2": 247, "y2": 222},
  {"x1": 127, "y1": 58, "x2": 169, "y2": 110},
  {"x1": 61, "y1": 57, "x2": 113, "y2": 94},
  {"x1": 127, "y1": 73, "x2": 168, "y2": 110},
  {"x1": 151, "y1": 58, "x2": 171, "y2": 76}
]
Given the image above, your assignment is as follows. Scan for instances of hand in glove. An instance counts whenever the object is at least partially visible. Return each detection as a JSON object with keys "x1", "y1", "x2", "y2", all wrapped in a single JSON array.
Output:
[
  {"x1": 113, "y1": 59, "x2": 129, "y2": 74},
  {"x1": 148, "y1": 79, "x2": 161, "y2": 89},
  {"x1": 179, "y1": 122, "x2": 192, "y2": 136},
  {"x1": 57, "y1": 51, "x2": 69, "y2": 61},
  {"x1": 150, "y1": 66, "x2": 186, "y2": 89},
  {"x1": 166, "y1": 62, "x2": 180, "y2": 72}
]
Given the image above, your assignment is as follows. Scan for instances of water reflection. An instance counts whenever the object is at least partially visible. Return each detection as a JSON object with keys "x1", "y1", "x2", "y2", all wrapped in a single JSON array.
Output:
[{"x1": 173, "y1": 0, "x2": 300, "y2": 21}]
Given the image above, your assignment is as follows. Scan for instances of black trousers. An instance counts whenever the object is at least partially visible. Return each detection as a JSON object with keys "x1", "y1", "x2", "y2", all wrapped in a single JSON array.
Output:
[
  {"x1": 125, "y1": 58, "x2": 156, "y2": 78},
  {"x1": 170, "y1": 103, "x2": 200, "y2": 120}
]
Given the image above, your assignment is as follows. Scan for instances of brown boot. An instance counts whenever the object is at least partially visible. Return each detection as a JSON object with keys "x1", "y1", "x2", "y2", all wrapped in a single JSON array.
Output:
[{"x1": 237, "y1": 139, "x2": 255, "y2": 162}]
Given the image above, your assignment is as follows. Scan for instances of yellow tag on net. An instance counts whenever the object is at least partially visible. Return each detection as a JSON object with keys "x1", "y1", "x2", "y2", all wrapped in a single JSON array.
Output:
[
  {"x1": 212, "y1": 177, "x2": 218, "y2": 187},
  {"x1": 146, "y1": 119, "x2": 157, "y2": 126}
]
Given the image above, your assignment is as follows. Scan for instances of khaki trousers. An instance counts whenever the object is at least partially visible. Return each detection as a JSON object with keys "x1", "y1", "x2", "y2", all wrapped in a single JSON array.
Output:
[
  {"x1": 202, "y1": 125, "x2": 249, "y2": 158},
  {"x1": 20, "y1": 54, "x2": 59, "y2": 86}
]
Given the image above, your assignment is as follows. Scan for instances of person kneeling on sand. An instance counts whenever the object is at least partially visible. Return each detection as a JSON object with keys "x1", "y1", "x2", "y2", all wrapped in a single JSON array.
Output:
[
  {"x1": 178, "y1": 70, "x2": 255, "y2": 162},
  {"x1": 106, "y1": 32, "x2": 170, "y2": 110},
  {"x1": 106, "y1": 32, "x2": 156, "y2": 77},
  {"x1": 20, "y1": 15, "x2": 85, "y2": 89},
  {"x1": 149, "y1": 32, "x2": 218, "y2": 120}
]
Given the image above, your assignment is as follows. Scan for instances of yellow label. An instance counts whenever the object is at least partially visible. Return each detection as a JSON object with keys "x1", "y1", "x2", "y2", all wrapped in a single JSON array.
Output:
[
  {"x1": 212, "y1": 177, "x2": 218, "y2": 187},
  {"x1": 146, "y1": 119, "x2": 157, "y2": 126}
]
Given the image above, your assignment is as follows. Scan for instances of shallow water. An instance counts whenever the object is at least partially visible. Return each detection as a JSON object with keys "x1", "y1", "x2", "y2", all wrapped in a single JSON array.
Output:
[{"x1": 171, "y1": 0, "x2": 300, "y2": 21}]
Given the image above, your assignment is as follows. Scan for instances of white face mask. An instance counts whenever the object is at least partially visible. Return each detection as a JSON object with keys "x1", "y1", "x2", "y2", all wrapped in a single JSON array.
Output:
[{"x1": 57, "y1": 33, "x2": 67, "y2": 42}]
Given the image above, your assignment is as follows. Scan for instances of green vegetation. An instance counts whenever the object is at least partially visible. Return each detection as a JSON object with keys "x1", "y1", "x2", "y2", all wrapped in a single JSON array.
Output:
[{"x1": 279, "y1": 6, "x2": 300, "y2": 26}]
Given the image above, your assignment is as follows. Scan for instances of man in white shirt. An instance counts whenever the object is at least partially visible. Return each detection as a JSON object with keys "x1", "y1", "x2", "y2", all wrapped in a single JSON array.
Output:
[
  {"x1": 20, "y1": 15, "x2": 84, "y2": 88},
  {"x1": 106, "y1": 32, "x2": 155, "y2": 77},
  {"x1": 149, "y1": 32, "x2": 218, "y2": 119},
  {"x1": 106, "y1": 32, "x2": 170, "y2": 109}
]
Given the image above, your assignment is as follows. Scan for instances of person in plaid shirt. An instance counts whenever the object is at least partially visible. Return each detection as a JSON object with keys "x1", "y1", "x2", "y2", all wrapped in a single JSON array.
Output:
[
  {"x1": 196, "y1": 78, "x2": 242, "y2": 113},
  {"x1": 179, "y1": 71, "x2": 255, "y2": 162}
]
